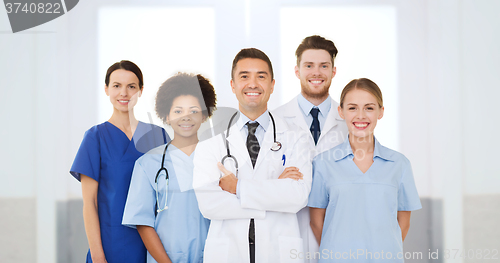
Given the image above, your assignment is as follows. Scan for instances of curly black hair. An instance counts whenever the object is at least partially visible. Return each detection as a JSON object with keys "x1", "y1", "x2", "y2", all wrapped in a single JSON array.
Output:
[{"x1": 155, "y1": 73, "x2": 217, "y2": 123}]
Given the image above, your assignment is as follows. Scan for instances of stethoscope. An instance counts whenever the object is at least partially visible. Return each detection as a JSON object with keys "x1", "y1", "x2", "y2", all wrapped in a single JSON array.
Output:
[
  {"x1": 221, "y1": 111, "x2": 282, "y2": 178},
  {"x1": 155, "y1": 140, "x2": 172, "y2": 213}
]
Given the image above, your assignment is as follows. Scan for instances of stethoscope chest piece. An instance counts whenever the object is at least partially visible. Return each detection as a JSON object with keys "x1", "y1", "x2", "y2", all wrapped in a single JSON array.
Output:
[{"x1": 270, "y1": 141, "x2": 282, "y2": 151}]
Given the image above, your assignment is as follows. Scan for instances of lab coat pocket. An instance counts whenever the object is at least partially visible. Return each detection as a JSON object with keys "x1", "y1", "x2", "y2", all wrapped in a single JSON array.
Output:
[
  {"x1": 166, "y1": 251, "x2": 187, "y2": 263},
  {"x1": 279, "y1": 236, "x2": 304, "y2": 263},
  {"x1": 203, "y1": 237, "x2": 229, "y2": 263}
]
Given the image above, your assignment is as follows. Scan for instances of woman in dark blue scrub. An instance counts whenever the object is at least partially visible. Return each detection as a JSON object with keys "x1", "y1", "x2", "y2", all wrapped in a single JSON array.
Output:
[{"x1": 70, "y1": 60, "x2": 169, "y2": 263}]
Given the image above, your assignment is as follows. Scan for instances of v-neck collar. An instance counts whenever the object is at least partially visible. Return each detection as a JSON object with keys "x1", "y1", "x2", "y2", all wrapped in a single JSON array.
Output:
[{"x1": 106, "y1": 121, "x2": 142, "y2": 142}]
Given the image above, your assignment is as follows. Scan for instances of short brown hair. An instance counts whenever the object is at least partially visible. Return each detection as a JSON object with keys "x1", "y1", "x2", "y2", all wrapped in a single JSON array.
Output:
[
  {"x1": 231, "y1": 48, "x2": 274, "y2": 80},
  {"x1": 155, "y1": 73, "x2": 217, "y2": 123},
  {"x1": 340, "y1": 78, "x2": 383, "y2": 108},
  {"x1": 295, "y1": 35, "x2": 338, "y2": 66}
]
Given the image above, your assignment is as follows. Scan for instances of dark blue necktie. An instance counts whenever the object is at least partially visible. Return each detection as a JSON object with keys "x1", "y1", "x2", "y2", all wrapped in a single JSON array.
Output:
[{"x1": 310, "y1": 108, "x2": 321, "y2": 145}]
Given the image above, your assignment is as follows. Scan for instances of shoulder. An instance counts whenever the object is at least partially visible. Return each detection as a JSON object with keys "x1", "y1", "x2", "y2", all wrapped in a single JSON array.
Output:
[
  {"x1": 82, "y1": 122, "x2": 107, "y2": 141},
  {"x1": 378, "y1": 143, "x2": 411, "y2": 167},
  {"x1": 135, "y1": 144, "x2": 166, "y2": 164},
  {"x1": 272, "y1": 96, "x2": 298, "y2": 117}
]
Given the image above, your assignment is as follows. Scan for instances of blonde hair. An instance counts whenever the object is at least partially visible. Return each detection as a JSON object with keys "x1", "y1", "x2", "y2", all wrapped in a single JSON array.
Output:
[{"x1": 340, "y1": 78, "x2": 383, "y2": 108}]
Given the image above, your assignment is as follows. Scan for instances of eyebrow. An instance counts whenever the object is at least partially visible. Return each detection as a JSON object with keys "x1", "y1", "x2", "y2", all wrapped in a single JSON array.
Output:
[
  {"x1": 238, "y1": 71, "x2": 269, "y2": 75},
  {"x1": 112, "y1": 82, "x2": 138, "y2": 85},
  {"x1": 173, "y1": 106, "x2": 201, "y2": 109},
  {"x1": 303, "y1": 61, "x2": 331, "y2": 65},
  {"x1": 346, "y1": 103, "x2": 376, "y2": 106}
]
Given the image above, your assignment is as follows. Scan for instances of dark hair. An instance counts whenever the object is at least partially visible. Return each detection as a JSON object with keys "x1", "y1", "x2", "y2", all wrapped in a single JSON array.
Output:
[
  {"x1": 155, "y1": 73, "x2": 217, "y2": 123},
  {"x1": 231, "y1": 48, "x2": 274, "y2": 80},
  {"x1": 295, "y1": 35, "x2": 338, "y2": 66},
  {"x1": 340, "y1": 78, "x2": 383, "y2": 108},
  {"x1": 105, "y1": 60, "x2": 144, "y2": 89}
]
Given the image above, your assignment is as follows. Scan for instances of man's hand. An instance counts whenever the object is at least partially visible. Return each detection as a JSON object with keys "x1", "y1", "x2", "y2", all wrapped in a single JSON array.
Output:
[
  {"x1": 218, "y1": 162, "x2": 238, "y2": 194},
  {"x1": 278, "y1": 167, "x2": 303, "y2": 181}
]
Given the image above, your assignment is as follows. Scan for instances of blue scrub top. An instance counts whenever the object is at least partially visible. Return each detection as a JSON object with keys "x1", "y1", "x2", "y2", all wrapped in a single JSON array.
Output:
[
  {"x1": 308, "y1": 137, "x2": 422, "y2": 263},
  {"x1": 70, "y1": 121, "x2": 169, "y2": 263},
  {"x1": 122, "y1": 144, "x2": 210, "y2": 263}
]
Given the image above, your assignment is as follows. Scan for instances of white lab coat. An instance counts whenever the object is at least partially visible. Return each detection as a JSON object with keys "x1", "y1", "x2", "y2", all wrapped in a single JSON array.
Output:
[
  {"x1": 273, "y1": 95, "x2": 348, "y2": 263},
  {"x1": 193, "y1": 113, "x2": 312, "y2": 263}
]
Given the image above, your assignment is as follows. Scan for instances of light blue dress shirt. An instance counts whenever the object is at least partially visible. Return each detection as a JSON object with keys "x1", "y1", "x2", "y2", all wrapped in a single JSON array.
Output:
[
  {"x1": 308, "y1": 136, "x2": 422, "y2": 262},
  {"x1": 123, "y1": 144, "x2": 210, "y2": 263},
  {"x1": 297, "y1": 93, "x2": 331, "y2": 131},
  {"x1": 235, "y1": 110, "x2": 270, "y2": 197}
]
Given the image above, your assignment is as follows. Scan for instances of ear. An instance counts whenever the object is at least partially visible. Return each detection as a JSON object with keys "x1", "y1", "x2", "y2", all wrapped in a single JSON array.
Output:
[
  {"x1": 294, "y1": 65, "x2": 300, "y2": 79},
  {"x1": 332, "y1": 66, "x2": 337, "y2": 78},
  {"x1": 105, "y1": 85, "x2": 109, "y2": 96},
  {"x1": 230, "y1": 79, "x2": 235, "y2": 94},
  {"x1": 138, "y1": 86, "x2": 143, "y2": 97},
  {"x1": 202, "y1": 115, "x2": 207, "y2": 123},
  {"x1": 165, "y1": 115, "x2": 170, "y2": 125},
  {"x1": 270, "y1": 79, "x2": 275, "y2": 94},
  {"x1": 337, "y1": 105, "x2": 345, "y2": 120},
  {"x1": 378, "y1": 106, "x2": 384, "y2": 120}
]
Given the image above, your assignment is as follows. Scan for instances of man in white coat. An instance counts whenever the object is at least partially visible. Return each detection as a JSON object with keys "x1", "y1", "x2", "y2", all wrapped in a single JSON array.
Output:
[
  {"x1": 273, "y1": 35, "x2": 348, "y2": 263},
  {"x1": 193, "y1": 48, "x2": 312, "y2": 263}
]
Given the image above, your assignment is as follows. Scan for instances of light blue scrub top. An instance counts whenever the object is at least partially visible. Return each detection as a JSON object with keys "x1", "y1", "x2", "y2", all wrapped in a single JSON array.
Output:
[
  {"x1": 122, "y1": 144, "x2": 210, "y2": 263},
  {"x1": 308, "y1": 137, "x2": 422, "y2": 262}
]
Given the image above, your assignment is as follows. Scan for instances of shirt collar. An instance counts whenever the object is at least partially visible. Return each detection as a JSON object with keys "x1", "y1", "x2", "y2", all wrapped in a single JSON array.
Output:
[
  {"x1": 237, "y1": 110, "x2": 270, "y2": 132},
  {"x1": 333, "y1": 136, "x2": 394, "y2": 162},
  {"x1": 297, "y1": 93, "x2": 331, "y2": 118}
]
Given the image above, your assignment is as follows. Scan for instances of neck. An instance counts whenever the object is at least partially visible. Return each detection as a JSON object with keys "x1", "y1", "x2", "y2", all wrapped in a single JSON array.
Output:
[
  {"x1": 348, "y1": 133, "x2": 375, "y2": 154},
  {"x1": 301, "y1": 92, "x2": 329, "y2": 106},
  {"x1": 171, "y1": 136, "x2": 198, "y2": 156},
  {"x1": 239, "y1": 105, "x2": 267, "y2": 121},
  {"x1": 108, "y1": 109, "x2": 138, "y2": 128}
]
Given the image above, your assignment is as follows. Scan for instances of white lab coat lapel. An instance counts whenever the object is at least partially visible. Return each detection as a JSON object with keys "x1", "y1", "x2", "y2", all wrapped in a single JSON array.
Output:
[
  {"x1": 281, "y1": 96, "x2": 311, "y2": 134},
  {"x1": 317, "y1": 98, "x2": 341, "y2": 143}
]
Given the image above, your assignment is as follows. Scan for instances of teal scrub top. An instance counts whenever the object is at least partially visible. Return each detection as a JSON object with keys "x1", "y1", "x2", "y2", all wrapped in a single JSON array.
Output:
[
  {"x1": 308, "y1": 137, "x2": 422, "y2": 262},
  {"x1": 122, "y1": 144, "x2": 209, "y2": 263}
]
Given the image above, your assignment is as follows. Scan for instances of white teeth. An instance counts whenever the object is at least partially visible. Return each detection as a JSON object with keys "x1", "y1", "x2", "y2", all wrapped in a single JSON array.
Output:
[
  {"x1": 119, "y1": 100, "x2": 129, "y2": 102},
  {"x1": 180, "y1": 125, "x2": 192, "y2": 128},
  {"x1": 354, "y1": 123, "x2": 368, "y2": 128},
  {"x1": 246, "y1": 92, "x2": 260, "y2": 96},
  {"x1": 310, "y1": 80, "x2": 323, "y2": 84}
]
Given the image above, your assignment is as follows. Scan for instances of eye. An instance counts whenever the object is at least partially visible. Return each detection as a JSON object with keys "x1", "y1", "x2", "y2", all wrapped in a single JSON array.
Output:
[
  {"x1": 129, "y1": 85, "x2": 135, "y2": 89},
  {"x1": 191, "y1": 110, "x2": 199, "y2": 114},
  {"x1": 306, "y1": 65, "x2": 312, "y2": 68},
  {"x1": 258, "y1": 75, "x2": 265, "y2": 79},
  {"x1": 113, "y1": 84, "x2": 119, "y2": 88},
  {"x1": 241, "y1": 75, "x2": 248, "y2": 79},
  {"x1": 348, "y1": 107, "x2": 356, "y2": 110},
  {"x1": 174, "y1": 110, "x2": 181, "y2": 114},
  {"x1": 366, "y1": 107, "x2": 374, "y2": 111},
  {"x1": 322, "y1": 65, "x2": 328, "y2": 68}
]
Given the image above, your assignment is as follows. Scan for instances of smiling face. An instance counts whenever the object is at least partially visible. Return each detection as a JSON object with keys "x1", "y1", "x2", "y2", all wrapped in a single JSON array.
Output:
[
  {"x1": 105, "y1": 69, "x2": 142, "y2": 113},
  {"x1": 338, "y1": 89, "x2": 384, "y2": 141},
  {"x1": 166, "y1": 95, "x2": 204, "y2": 140},
  {"x1": 231, "y1": 58, "x2": 275, "y2": 119},
  {"x1": 295, "y1": 49, "x2": 336, "y2": 102}
]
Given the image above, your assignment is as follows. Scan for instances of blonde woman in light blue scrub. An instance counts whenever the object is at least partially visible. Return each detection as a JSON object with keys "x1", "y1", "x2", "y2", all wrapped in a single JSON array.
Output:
[{"x1": 308, "y1": 78, "x2": 422, "y2": 262}]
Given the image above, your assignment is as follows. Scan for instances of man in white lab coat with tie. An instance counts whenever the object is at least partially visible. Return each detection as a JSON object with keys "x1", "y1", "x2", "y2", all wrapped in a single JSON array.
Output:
[
  {"x1": 193, "y1": 48, "x2": 312, "y2": 263},
  {"x1": 273, "y1": 35, "x2": 348, "y2": 263}
]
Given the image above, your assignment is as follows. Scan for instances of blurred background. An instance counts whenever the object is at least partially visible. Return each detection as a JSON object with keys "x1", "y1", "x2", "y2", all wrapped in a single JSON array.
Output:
[{"x1": 1, "y1": 0, "x2": 499, "y2": 262}]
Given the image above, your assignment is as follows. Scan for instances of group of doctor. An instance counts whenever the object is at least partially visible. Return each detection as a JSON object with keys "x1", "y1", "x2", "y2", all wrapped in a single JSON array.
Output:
[{"x1": 71, "y1": 35, "x2": 421, "y2": 263}]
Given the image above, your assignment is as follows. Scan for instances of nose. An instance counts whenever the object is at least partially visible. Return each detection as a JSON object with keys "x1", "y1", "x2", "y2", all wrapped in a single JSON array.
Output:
[
  {"x1": 356, "y1": 109, "x2": 366, "y2": 119},
  {"x1": 247, "y1": 75, "x2": 259, "y2": 88},
  {"x1": 181, "y1": 113, "x2": 192, "y2": 121},
  {"x1": 119, "y1": 86, "x2": 128, "y2": 97}
]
